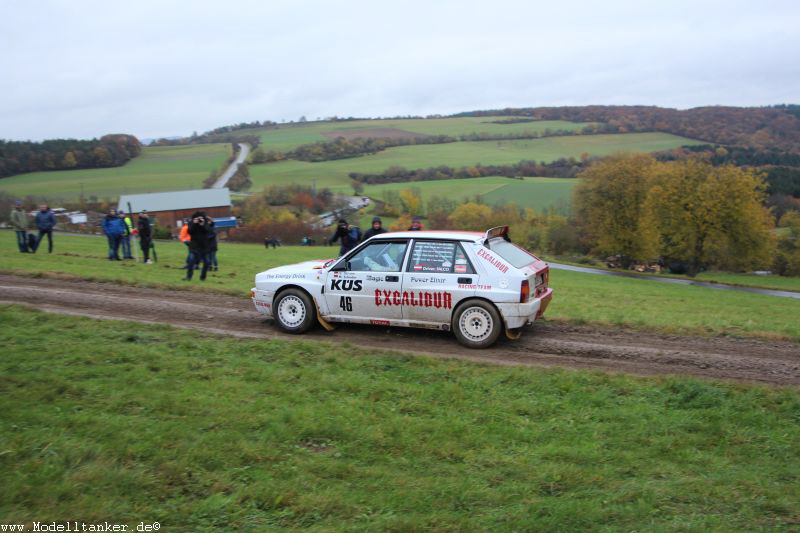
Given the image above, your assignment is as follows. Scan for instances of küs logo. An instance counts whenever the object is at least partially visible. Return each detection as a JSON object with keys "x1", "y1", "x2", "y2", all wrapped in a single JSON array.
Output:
[{"x1": 330, "y1": 279, "x2": 363, "y2": 291}]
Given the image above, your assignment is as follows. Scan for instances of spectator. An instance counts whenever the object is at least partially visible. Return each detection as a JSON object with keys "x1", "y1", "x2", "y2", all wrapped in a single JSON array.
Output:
[
  {"x1": 362, "y1": 216, "x2": 387, "y2": 241},
  {"x1": 10, "y1": 200, "x2": 30, "y2": 253},
  {"x1": 33, "y1": 204, "x2": 56, "y2": 253},
  {"x1": 207, "y1": 216, "x2": 218, "y2": 271},
  {"x1": 185, "y1": 211, "x2": 212, "y2": 281},
  {"x1": 137, "y1": 210, "x2": 153, "y2": 264},
  {"x1": 179, "y1": 218, "x2": 192, "y2": 269},
  {"x1": 119, "y1": 210, "x2": 134, "y2": 259},
  {"x1": 408, "y1": 215, "x2": 423, "y2": 231},
  {"x1": 329, "y1": 218, "x2": 361, "y2": 256},
  {"x1": 101, "y1": 208, "x2": 125, "y2": 260}
]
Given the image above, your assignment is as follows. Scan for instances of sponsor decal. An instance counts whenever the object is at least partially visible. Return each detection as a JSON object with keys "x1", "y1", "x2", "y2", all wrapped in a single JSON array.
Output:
[
  {"x1": 409, "y1": 276, "x2": 446, "y2": 284},
  {"x1": 413, "y1": 264, "x2": 423, "y2": 271},
  {"x1": 330, "y1": 279, "x2": 363, "y2": 291},
  {"x1": 374, "y1": 289, "x2": 452, "y2": 309},
  {"x1": 265, "y1": 273, "x2": 306, "y2": 280},
  {"x1": 455, "y1": 259, "x2": 467, "y2": 265},
  {"x1": 366, "y1": 274, "x2": 384, "y2": 282},
  {"x1": 454, "y1": 264, "x2": 467, "y2": 273},
  {"x1": 254, "y1": 300, "x2": 271, "y2": 309},
  {"x1": 370, "y1": 319, "x2": 391, "y2": 326},
  {"x1": 458, "y1": 284, "x2": 492, "y2": 290},
  {"x1": 476, "y1": 248, "x2": 509, "y2": 273}
]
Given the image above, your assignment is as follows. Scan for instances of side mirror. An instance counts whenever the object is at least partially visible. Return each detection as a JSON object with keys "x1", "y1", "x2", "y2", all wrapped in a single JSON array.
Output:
[{"x1": 331, "y1": 261, "x2": 349, "y2": 272}]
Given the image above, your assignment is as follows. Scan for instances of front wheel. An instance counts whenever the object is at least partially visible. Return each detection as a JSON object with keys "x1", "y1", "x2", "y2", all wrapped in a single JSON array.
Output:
[
  {"x1": 452, "y1": 299, "x2": 502, "y2": 349},
  {"x1": 274, "y1": 288, "x2": 317, "y2": 333}
]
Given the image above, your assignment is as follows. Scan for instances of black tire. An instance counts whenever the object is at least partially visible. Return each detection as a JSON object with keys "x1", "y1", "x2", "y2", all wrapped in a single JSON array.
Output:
[
  {"x1": 273, "y1": 288, "x2": 317, "y2": 334},
  {"x1": 451, "y1": 299, "x2": 503, "y2": 349}
]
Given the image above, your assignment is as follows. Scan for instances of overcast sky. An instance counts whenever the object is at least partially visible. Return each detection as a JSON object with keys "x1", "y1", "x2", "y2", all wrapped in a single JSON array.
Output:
[{"x1": 1, "y1": 0, "x2": 798, "y2": 141}]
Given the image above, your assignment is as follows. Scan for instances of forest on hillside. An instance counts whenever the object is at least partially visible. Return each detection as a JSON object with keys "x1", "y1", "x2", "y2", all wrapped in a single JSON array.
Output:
[
  {"x1": 0, "y1": 134, "x2": 141, "y2": 178},
  {"x1": 455, "y1": 105, "x2": 800, "y2": 153}
]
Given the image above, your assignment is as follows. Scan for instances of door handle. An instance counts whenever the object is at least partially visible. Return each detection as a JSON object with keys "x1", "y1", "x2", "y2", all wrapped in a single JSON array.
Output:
[
  {"x1": 458, "y1": 277, "x2": 472, "y2": 284},
  {"x1": 386, "y1": 275, "x2": 399, "y2": 282}
]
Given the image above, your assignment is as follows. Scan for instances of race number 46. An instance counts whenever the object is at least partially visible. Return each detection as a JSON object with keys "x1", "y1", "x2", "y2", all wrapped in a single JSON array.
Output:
[{"x1": 339, "y1": 296, "x2": 352, "y2": 312}]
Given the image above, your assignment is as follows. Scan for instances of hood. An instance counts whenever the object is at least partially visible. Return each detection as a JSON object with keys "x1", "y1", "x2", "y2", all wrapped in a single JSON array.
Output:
[{"x1": 266, "y1": 259, "x2": 333, "y2": 273}]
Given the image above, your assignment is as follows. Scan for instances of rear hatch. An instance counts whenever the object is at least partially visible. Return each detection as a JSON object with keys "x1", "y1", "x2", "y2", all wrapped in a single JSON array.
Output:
[{"x1": 484, "y1": 236, "x2": 549, "y2": 301}]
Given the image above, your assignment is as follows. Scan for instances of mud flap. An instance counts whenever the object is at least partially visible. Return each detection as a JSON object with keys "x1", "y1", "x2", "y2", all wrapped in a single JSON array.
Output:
[
  {"x1": 316, "y1": 306, "x2": 336, "y2": 332},
  {"x1": 505, "y1": 327, "x2": 522, "y2": 340}
]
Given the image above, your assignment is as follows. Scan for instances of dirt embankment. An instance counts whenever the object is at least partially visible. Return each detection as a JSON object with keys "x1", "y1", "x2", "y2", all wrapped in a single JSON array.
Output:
[{"x1": 1, "y1": 274, "x2": 798, "y2": 386}]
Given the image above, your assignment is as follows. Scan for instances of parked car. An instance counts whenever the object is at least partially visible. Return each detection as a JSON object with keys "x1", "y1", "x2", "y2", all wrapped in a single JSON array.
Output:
[{"x1": 251, "y1": 226, "x2": 553, "y2": 348}]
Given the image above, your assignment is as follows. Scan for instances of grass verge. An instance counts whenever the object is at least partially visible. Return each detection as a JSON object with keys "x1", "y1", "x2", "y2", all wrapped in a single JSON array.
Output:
[{"x1": 1, "y1": 306, "x2": 799, "y2": 530}]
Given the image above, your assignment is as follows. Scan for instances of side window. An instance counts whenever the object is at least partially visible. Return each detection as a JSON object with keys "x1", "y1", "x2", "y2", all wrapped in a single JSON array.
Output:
[
  {"x1": 454, "y1": 244, "x2": 475, "y2": 274},
  {"x1": 347, "y1": 241, "x2": 407, "y2": 272},
  {"x1": 407, "y1": 240, "x2": 474, "y2": 274}
]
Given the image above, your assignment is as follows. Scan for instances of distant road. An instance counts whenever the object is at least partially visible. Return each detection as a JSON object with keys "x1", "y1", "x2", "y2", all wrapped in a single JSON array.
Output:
[
  {"x1": 212, "y1": 143, "x2": 250, "y2": 188},
  {"x1": 549, "y1": 262, "x2": 800, "y2": 300}
]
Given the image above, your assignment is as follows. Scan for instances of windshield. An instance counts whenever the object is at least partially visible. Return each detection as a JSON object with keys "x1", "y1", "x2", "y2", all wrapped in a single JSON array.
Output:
[{"x1": 486, "y1": 238, "x2": 538, "y2": 268}]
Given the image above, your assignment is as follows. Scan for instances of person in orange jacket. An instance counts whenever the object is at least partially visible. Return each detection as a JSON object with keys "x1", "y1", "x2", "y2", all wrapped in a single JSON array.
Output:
[{"x1": 179, "y1": 218, "x2": 192, "y2": 269}]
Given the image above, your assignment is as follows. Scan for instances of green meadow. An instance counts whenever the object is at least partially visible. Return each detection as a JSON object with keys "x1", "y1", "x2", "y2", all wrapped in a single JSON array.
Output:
[
  {"x1": 2, "y1": 233, "x2": 799, "y2": 340},
  {"x1": 1, "y1": 305, "x2": 799, "y2": 530},
  {"x1": 361, "y1": 177, "x2": 577, "y2": 214},
  {"x1": 247, "y1": 116, "x2": 595, "y2": 151},
  {"x1": 249, "y1": 132, "x2": 703, "y2": 192},
  {"x1": 0, "y1": 144, "x2": 232, "y2": 201}
]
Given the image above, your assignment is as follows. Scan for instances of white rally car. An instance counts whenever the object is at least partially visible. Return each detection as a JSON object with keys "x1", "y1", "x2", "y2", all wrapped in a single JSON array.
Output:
[{"x1": 251, "y1": 226, "x2": 553, "y2": 348}]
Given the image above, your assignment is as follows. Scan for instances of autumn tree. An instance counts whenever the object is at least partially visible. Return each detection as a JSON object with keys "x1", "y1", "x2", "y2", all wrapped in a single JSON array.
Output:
[
  {"x1": 448, "y1": 202, "x2": 493, "y2": 231},
  {"x1": 62, "y1": 151, "x2": 77, "y2": 168},
  {"x1": 573, "y1": 154, "x2": 660, "y2": 265},
  {"x1": 645, "y1": 160, "x2": 775, "y2": 275},
  {"x1": 350, "y1": 179, "x2": 364, "y2": 195},
  {"x1": 398, "y1": 188, "x2": 422, "y2": 215}
]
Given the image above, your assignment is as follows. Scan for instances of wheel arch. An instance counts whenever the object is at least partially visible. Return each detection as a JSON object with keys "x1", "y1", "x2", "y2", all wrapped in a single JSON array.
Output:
[
  {"x1": 273, "y1": 284, "x2": 315, "y2": 306},
  {"x1": 451, "y1": 295, "x2": 508, "y2": 329}
]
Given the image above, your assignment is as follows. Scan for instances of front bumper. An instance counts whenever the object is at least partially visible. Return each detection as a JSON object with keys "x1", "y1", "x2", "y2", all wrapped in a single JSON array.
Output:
[
  {"x1": 496, "y1": 288, "x2": 554, "y2": 329},
  {"x1": 251, "y1": 288, "x2": 274, "y2": 318}
]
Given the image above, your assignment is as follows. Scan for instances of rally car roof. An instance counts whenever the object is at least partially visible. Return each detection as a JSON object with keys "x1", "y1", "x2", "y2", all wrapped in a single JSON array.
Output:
[{"x1": 369, "y1": 230, "x2": 485, "y2": 242}]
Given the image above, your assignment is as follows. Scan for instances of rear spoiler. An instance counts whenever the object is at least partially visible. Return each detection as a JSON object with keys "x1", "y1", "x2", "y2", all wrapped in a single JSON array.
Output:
[{"x1": 483, "y1": 225, "x2": 511, "y2": 245}]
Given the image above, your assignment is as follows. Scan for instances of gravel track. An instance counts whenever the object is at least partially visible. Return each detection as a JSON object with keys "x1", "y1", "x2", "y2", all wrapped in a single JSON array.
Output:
[{"x1": 1, "y1": 274, "x2": 798, "y2": 386}]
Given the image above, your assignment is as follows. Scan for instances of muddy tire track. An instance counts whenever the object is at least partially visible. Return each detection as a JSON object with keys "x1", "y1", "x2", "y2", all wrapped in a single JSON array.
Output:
[{"x1": 1, "y1": 274, "x2": 798, "y2": 386}]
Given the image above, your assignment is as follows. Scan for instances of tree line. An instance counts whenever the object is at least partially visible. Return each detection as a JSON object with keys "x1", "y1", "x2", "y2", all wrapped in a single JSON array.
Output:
[
  {"x1": 453, "y1": 105, "x2": 800, "y2": 154},
  {"x1": 349, "y1": 158, "x2": 587, "y2": 184},
  {"x1": 0, "y1": 134, "x2": 142, "y2": 178}
]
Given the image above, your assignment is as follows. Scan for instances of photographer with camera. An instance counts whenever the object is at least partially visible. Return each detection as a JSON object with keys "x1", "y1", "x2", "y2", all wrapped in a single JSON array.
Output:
[{"x1": 185, "y1": 211, "x2": 212, "y2": 281}]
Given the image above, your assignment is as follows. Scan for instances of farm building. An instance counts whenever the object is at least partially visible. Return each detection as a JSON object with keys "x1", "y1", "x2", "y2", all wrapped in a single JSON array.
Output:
[{"x1": 117, "y1": 189, "x2": 234, "y2": 234}]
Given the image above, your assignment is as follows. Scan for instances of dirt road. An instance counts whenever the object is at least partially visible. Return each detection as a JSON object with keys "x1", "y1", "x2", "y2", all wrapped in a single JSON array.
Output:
[{"x1": 1, "y1": 274, "x2": 798, "y2": 386}]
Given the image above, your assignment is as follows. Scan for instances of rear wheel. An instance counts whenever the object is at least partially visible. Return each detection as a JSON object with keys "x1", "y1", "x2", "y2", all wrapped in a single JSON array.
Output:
[
  {"x1": 452, "y1": 299, "x2": 502, "y2": 349},
  {"x1": 274, "y1": 288, "x2": 317, "y2": 333}
]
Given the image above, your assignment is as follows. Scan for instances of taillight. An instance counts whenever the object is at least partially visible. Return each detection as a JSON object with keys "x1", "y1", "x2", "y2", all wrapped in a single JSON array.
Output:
[{"x1": 520, "y1": 279, "x2": 530, "y2": 302}]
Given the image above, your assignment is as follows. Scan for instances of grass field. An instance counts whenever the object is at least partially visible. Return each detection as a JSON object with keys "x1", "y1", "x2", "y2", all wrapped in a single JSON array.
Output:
[
  {"x1": 0, "y1": 144, "x2": 232, "y2": 201},
  {"x1": 249, "y1": 132, "x2": 703, "y2": 193},
  {"x1": 2, "y1": 305, "x2": 799, "y2": 530},
  {"x1": 245, "y1": 117, "x2": 595, "y2": 152},
  {"x1": 3, "y1": 232, "x2": 799, "y2": 340},
  {"x1": 361, "y1": 177, "x2": 577, "y2": 214}
]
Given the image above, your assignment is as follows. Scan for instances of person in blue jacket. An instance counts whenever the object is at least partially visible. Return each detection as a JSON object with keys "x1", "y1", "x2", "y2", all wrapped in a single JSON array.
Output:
[
  {"x1": 101, "y1": 208, "x2": 126, "y2": 260},
  {"x1": 33, "y1": 204, "x2": 56, "y2": 253}
]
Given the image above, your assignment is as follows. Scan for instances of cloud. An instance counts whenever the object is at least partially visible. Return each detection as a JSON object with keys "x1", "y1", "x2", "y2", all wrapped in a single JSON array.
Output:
[{"x1": 1, "y1": 0, "x2": 798, "y2": 140}]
